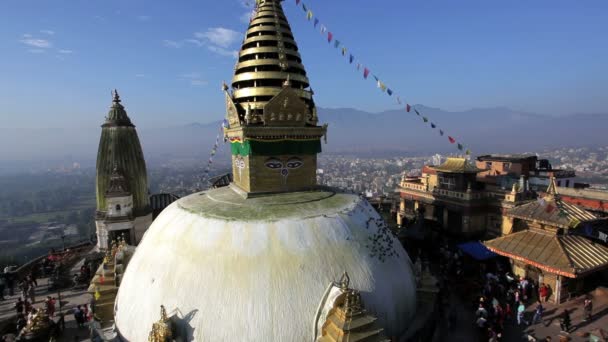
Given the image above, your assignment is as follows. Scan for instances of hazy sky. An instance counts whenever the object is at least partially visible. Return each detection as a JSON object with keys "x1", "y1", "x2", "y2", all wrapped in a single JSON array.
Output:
[{"x1": 1, "y1": 0, "x2": 607, "y2": 130}]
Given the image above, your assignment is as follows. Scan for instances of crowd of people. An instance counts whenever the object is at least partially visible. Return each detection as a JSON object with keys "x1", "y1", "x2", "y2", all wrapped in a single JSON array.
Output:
[
  {"x1": 0, "y1": 250, "x2": 99, "y2": 340},
  {"x1": 425, "y1": 241, "x2": 598, "y2": 342}
]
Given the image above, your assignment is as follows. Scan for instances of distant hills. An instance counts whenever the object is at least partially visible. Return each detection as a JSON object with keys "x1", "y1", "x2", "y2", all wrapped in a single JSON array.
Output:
[
  {"x1": 141, "y1": 106, "x2": 608, "y2": 158},
  {"x1": 1, "y1": 106, "x2": 607, "y2": 169}
]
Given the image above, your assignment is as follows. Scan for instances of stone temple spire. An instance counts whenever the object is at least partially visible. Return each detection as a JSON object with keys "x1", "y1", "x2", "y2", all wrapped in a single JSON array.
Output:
[
  {"x1": 224, "y1": 0, "x2": 327, "y2": 196},
  {"x1": 96, "y1": 90, "x2": 150, "y2": 218}
]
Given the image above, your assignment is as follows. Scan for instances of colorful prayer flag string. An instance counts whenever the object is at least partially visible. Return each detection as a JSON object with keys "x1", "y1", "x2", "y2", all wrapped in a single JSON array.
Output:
[{"x1": 292, "y1": 1, "x2": 471, "y2": 156}]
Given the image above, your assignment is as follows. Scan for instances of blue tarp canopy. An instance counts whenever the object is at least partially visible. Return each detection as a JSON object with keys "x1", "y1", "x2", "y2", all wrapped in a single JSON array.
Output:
[{"x1": 458, "y1": 241, "x2": 497, "y2": 261}]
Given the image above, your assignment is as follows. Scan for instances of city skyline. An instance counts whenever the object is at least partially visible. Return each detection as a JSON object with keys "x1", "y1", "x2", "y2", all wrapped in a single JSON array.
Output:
[{"x1": 1, "y1": 0, "x2": 607, "y2": 131}]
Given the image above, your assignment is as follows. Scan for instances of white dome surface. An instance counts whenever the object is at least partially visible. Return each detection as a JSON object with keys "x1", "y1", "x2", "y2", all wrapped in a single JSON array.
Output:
[{"x1": 115, "y1": 187, "x2": 417, "y2": 341}]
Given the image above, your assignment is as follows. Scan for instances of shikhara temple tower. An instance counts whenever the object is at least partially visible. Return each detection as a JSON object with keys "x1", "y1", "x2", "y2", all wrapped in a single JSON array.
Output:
[
  {"x1": 225, "y1": 0, "x2": 326, "y2": 195},
  {"x1": 95, "y1": 91, "x2": 152, "y2": 249},
  {"x1": 114, "y1": 1, "x2": 417, "y2": 340}
]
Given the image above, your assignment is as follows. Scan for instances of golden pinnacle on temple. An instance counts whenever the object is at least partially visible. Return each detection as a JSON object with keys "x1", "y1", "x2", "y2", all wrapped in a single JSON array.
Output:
[{"x1": 112, "y1": 89, "x2": 121, "y2": 104}]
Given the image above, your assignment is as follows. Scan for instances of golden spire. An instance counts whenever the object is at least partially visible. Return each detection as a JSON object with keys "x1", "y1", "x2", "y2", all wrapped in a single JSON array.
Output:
[
  {"x1": 230, "y1": 0, "x2": 315, "y2": 125},
  {"x1": 545, "y1": 176, "x2": 559, "y2": 202},
  {"x1": 224, "y1": 0, "x2": 327, "y2": 196}
]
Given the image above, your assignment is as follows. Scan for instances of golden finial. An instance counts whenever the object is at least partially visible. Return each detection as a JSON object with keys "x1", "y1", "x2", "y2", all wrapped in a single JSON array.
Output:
[
  {"x1": 112, "y1": 89, "x2": 121, "y2": 104},
  {"x1": 160, "y1": 305, "x2": 168, "y2": 322},
  {"x1": 148, "y1": 305, "x2": 173, "y2": 342},
  {"x1": 339, "y1": 271, "x2": 350, "y2": 290}
]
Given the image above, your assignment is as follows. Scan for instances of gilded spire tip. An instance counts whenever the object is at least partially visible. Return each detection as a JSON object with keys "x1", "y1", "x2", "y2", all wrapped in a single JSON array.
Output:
[{"x1": 112, "y1": 89, "x2": 121, "y2": 104}]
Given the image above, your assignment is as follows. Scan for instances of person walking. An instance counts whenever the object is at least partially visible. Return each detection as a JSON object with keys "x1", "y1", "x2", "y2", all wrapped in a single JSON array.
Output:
[
  {"x1": 559, "y1": 309, "x2": 571, "y2": 332},
  {"x1": 14, "y1": 298, "x2": 24, "y2": 315},
  {"x1": 27, "y1": 284, "x2": 35, "y2": 304},
  {"x1": 517, "y1": 301, "x2": 529, "y2": 326},
  {"x1": 532, "y1": 301, "x2": 544, "y2": 324},
  {"x1": 583, "y1": 298, "x2": 593, "y2": 322},
  {"x1": 539, "y1": 283, "x2": 549, "y2": 303},
  {"x1": 45, "y1": 296, "x2": 56, "y2": 317}
]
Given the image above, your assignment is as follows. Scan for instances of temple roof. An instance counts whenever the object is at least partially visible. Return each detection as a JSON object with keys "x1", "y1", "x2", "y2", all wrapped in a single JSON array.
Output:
[
  {"x1": 430, "y1": 157, "x2": 483, "y2": 174},
  {"x1": 506, "y1": 178, "x2": 598, "y2": 229},
  {"x1": 104, "y1": 90, "x2": 134, "y2": 127},
  {"x1": 484, "y1": 230, "x2": 608, "y2": 278},
  {"x1": 318, "y1": 274, "x2": 390, "y2": 342}
]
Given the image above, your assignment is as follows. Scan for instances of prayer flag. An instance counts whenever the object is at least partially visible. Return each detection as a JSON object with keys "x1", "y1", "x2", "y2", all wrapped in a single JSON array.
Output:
[
  {"x1": 380, "y1": 82, "x2": 387, "y2": 92},
  {"x1": 328, "y1": 32, "x2": 333, "y2": 43},
  {"x1": 363, "y1": 68, "x2": 370, "y2": 79},
  {"x1": 302, "y1": 4, "x2": 307, "y2": 12},
  {"x1": 307, "y1": 10, "x2": 313, "y2": 20},
  {"x1": 439, "y1": 130, "x2": 444, "y2": 136},
  {"x1": 406, "y1": 104, "x2": 411, "y2": 112},
  {"x1": 94, "y1": 287, "x2": 101, "y2": 300},
  {"x1": 320, "y1": 25, "x2": 327, "y2": 34},
  {"x1": 334, "y1": 40, "x2": 340, "y2": 48},
  {"x1": 314, "y1": 18, "x2": 319, "y2": 27},
  {"x1": 387, "y1": 88, "x2": 393, "y2": 96},
  {"x1": 545, "y1": 204, "x2": 555, "y2": 213},
  {"x1": 448, "y1": 136, "x2": 456, "y2": 144},
  {"x1": 296, "y1": 0, "x2": 301, "y2": 4},
  {"x1": 465, "y1": 149, "x2": 471, "y2": 155},
  {"x1": 349, "y1": 54, "x2": 354, "y2": 64},
  {"x1": 397, "y1": 97, "x2": 402, "y2": 104},
  {"x1": 431, "y1": 123, "x2": 436, "y2": 128},
  {"x1": 356, "y1": 63, "x2": 361, "y2": 70},
  {"x1": 423, "y1": 117, "x2": 428, "y2": 123},
  {"x1": 373, "y1": 75, "x2": 379, "y2": 81},
  {"x1": 341, "y1": 47, "x2": 347, "y2": 56},
  {"x1": 415, "y1": 109, "x2": 420, "y2": 116},
  {"x1": 457, "y1": 143, "x2": 463, "y2": 151}
]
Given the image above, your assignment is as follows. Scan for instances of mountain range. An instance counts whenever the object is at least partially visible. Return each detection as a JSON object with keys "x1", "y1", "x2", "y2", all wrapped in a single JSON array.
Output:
[
  {"x1": 141, "y1": 106, "x2": 608, "y2": 158},
  {"x1": 2, "y1": 106, "x2": 607, "y2": 169}
]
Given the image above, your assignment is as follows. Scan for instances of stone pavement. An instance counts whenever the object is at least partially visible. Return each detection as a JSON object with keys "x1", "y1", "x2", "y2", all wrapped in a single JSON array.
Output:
[
  {"x1": 446, "y1": 286, "x2": 608, "y2": 342},
  {"x1": 0, "y1": 260, "x2": 96, "y2": 341},
  {"x1": 503, "y1": 287, "x2": 608, "y2": 342}
]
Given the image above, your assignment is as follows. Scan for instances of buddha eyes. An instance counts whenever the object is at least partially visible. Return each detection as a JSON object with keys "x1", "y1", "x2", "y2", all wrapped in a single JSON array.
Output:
[
  {"x1": 264, "y1": 157, "x2": 304, "y2": 170},
  {"x1": 265, "y1": 159, "x2": 283, "y2": 169},
  {"x1": 285, "y1": 158, "x2": 303, "y2": 169}
]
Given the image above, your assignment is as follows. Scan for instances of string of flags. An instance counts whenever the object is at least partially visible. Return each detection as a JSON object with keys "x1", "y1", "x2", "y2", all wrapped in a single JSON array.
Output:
[
  {"x1": 202, "y1": 119, "x2": 228, "y2": 182},
  {"x1": 292, "y1": 0, "x2": 471, "y2": 156}
]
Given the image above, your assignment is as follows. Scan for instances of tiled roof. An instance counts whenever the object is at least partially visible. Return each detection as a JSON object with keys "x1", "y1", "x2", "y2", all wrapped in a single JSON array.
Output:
[
  {"x1": 430, "y1": 157, "x2": 483, "y2": 174},
  {"x1": 507, "y1": 198, "x2": 598, "y2": 229},
  {"x1": 484, "y1": 230, "x2": 608, "y2": 278}
]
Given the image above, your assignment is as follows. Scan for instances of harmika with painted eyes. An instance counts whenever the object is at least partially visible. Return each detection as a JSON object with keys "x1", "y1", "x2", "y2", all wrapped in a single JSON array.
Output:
[{"x1": 265, "y1": 157, "x2": 303, "y2": 182}]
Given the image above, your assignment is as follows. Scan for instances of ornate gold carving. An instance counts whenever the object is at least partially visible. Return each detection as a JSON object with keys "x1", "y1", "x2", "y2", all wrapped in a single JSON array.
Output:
[
  {"x1": 262, "y1": 87, "x2": 308, "y2": 127},
  {"x1": 225, "y1": 91, "x2": 241, "y2": 127},
  {"x1": 148, "y1": 305, "x2": 173, "y2": 342}
]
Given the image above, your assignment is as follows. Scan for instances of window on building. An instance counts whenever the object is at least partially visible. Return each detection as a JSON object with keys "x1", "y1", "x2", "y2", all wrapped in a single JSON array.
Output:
[
  {"x1": 566, "y1": 180, "x2": 570, "y2": 187},
  {"x1": 557, "y1": 180, "x2": 561, "y2": 187},
  {"x1": 438, "y1": 175, "x2": 456, "y2": 190},
  {"x1": 486, "y1": 162, "x2": 492, "y2": 169},
  {"x1": 503, "y1": 162, "x2": 511, "y2": 170},
  {"x1": 116, "y1": 204, "x2": 121, "y2": 211}
]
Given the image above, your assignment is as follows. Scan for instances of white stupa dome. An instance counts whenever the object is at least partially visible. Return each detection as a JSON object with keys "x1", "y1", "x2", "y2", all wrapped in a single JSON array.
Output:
[{"x1": 115, "y1": 187, "x2": 417, "y2": 341}]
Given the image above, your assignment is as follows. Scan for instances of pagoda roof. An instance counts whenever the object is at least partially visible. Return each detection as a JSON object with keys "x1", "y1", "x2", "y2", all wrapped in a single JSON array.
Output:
[
  {"x1": 430, "y1": 157, "x2": 483, "y2": 174},
  {"x1": 506, "y1": 178, "x2": 598, "y2": 229},
  {"x1": 484, "y1": 230, "x2": 608, "y2": 278}
]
